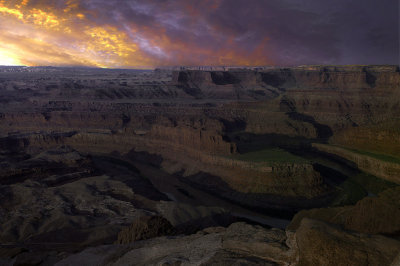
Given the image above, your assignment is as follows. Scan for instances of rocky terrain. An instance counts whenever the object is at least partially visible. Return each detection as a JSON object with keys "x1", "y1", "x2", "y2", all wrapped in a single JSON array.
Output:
[{"x1": 0, "y1": 65, "x2": 399, "y2": 265}]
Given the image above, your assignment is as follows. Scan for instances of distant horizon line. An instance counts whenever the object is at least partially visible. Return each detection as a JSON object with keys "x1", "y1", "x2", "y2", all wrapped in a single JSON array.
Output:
[{"x1": 0, "y1": 64, "x2": 398, "y2": 70}]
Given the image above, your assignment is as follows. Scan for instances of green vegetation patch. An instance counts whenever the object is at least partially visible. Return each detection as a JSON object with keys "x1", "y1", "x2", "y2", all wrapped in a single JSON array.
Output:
[
  {"x1": 330, "y1": 179, "x2": 367, "y2": 207},
  {"x1": 351, "y1": 172, "x2": 398, "y2": 195},
  {"x1": 338, "y1": 145, "x2": 400, "y2": 164},
  {"x1": 330, "y1": 171, "x2": 398, "y2": 207},
  {"x1": 231, "y1": 148, "x2": 309, "y2": 164}
]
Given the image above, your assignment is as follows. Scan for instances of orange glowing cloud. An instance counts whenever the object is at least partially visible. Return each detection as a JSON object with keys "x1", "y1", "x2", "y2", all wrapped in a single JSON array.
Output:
[
  {"x1": 0, "y1": 1, "x2": 158, "y2": 67},
  {"x1": 0, "y1": 5, "x2": 24, "y2": 19},
  {"x1": 0, "y1": 0, "x2": 396, "y2": 67},
  {"x1": 0, "y1": 0, "x2": 273, "y2": 68}
]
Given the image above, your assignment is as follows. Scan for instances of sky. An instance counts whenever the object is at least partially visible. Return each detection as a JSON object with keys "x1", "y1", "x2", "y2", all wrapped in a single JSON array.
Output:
[{"x1": 0, "y1": 0, "x2": 398, "y2": 68}]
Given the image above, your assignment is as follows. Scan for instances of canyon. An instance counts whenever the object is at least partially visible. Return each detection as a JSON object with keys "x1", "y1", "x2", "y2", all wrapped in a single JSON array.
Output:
[{"x1": 0, "y1": 65, "x2": 399, "y2": 265}]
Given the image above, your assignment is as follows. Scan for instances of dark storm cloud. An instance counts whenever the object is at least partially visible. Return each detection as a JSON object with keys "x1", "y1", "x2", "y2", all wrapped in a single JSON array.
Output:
[{"x1": 0, "y1": 0, "x2": 397, "y2": 67}]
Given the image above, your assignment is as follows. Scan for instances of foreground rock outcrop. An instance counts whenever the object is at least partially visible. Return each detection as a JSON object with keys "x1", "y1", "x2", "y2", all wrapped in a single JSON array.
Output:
[
  {"x1": 54, "y1": 219, "x2": 400, "y2": 266},
  {"x1": 295, "y1": 218, "x2": 400, "y2": 266}
]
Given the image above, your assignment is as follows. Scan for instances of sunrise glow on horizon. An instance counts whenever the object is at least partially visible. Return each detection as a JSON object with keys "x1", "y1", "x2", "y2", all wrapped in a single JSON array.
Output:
[
  {"x1": 0, "y1": 49, "x2": 22, "y2": 66},
  {"x1": 0, "y1": 0, "x2": 397, "y2": 68}
]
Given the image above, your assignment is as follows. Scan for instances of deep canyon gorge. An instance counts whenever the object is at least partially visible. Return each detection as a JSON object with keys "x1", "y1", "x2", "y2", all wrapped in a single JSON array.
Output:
[{"x1": 0, "y1": 65, "x2": 400, "y2": 265}]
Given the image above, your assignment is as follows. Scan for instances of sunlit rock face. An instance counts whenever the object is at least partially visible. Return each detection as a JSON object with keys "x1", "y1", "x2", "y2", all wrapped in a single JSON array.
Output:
[{"x1": 0, "y1": 66, "x2": 399, "y2": 265}]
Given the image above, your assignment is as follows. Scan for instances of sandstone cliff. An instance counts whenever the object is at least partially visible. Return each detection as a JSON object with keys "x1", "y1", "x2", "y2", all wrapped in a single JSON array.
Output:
[{"x1": 313, "y1": 143, "x2": 400, "y2": 184}]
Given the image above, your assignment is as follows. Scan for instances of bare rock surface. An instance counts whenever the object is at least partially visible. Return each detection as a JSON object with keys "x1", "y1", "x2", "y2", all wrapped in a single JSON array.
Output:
[
  {"x1": 156, "y1": 201, "x2": 227, "y2": 227},
  {"x1": 56, "y1": 219, "x2": 400, "y2": 266},
  {"x1": 296, "y1": 218, "x2": 400, "y2": 266},
  {"x1": 0, "y1": 146, "x2": 165, "y2": 253},
  {"x1": 56, "y1": 222, "x2": 293, "y2": 266},
  {"x1": 116, "y1": 216, "x2": 176, "y2": 244}
]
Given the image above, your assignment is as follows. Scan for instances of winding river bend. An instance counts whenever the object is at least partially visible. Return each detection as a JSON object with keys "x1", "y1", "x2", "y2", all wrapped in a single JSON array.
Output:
[
  {"x1": 132, "y1": 161, "x2": 291, "y2": 229},
  {"x1": 92, "y1": 144, "x2": 375, "y2": 231}
]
